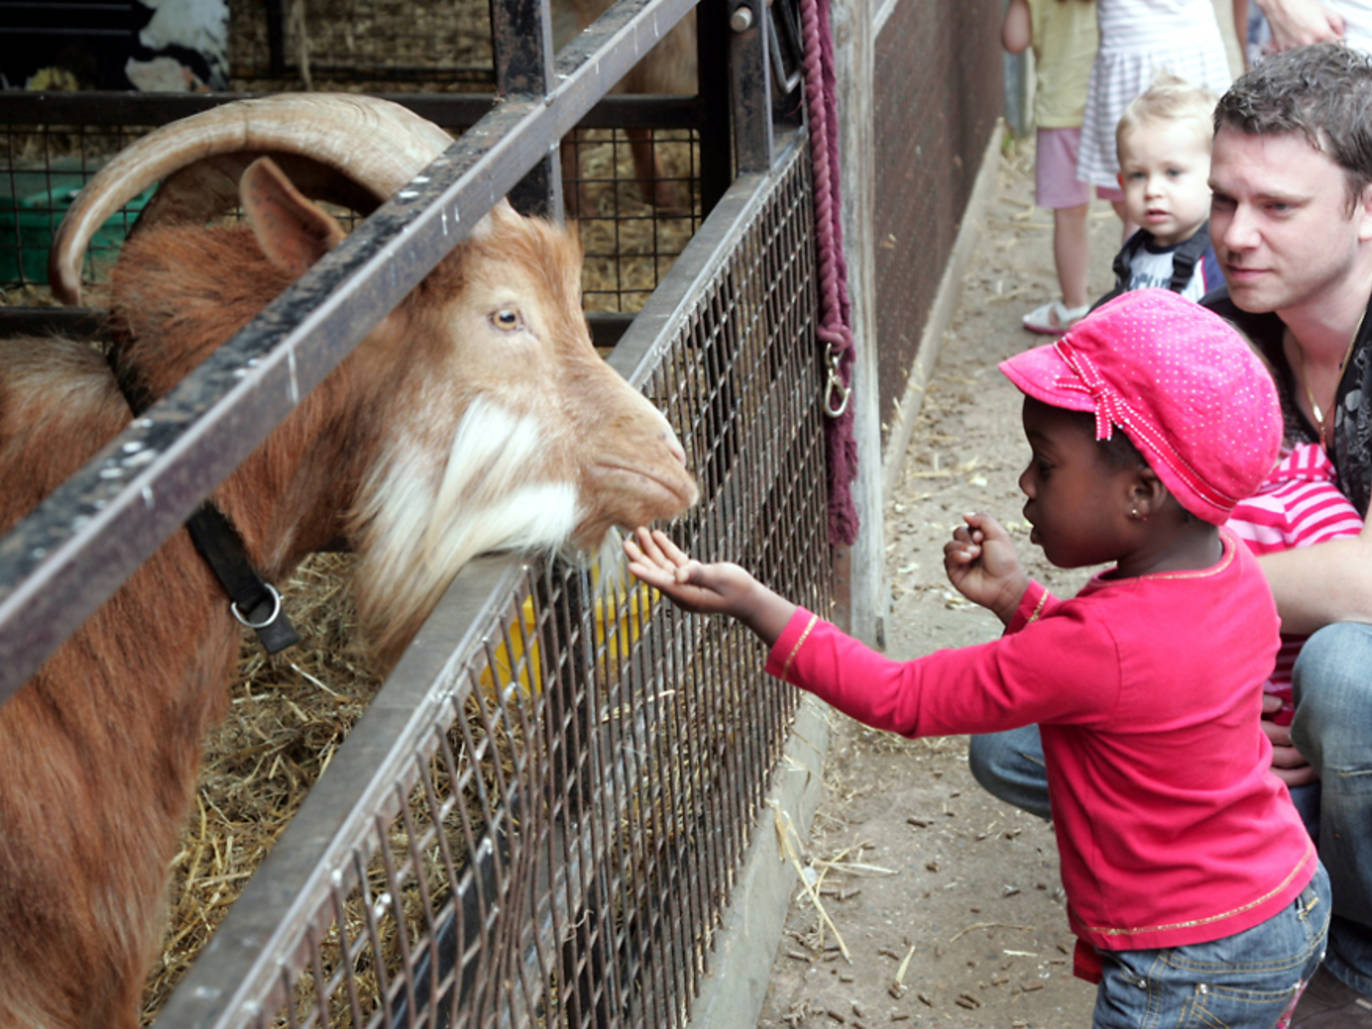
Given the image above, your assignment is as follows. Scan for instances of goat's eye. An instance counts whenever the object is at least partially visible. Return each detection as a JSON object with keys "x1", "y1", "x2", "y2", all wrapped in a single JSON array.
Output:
[{"x1": 489, "y1": 308, "x2": 523, "y2": 332}]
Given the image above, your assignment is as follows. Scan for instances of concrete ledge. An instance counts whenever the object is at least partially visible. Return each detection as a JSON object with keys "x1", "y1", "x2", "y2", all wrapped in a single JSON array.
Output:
[
  {"x1": 687, "y1": 696, "x2": 831, "y2": 1029},
  {"x1": 687, "y1": 123, "x2": 1004, "y2": 1029}
]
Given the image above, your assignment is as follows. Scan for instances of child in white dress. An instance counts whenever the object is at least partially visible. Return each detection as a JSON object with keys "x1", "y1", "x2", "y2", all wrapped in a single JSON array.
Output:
[{"x1": 1077, "y1": 0, "x2": 1232, "y2": 235}]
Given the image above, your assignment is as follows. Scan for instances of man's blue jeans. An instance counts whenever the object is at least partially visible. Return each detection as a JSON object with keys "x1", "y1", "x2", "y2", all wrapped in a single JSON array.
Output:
[{"x1": 967, "y1": 621, "x2": 1372, "y2": 995}]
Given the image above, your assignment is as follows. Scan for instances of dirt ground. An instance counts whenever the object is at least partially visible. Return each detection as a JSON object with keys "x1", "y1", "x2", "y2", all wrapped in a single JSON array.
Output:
[{"x1": 752, "y1": 139, "x2": 1129, "y2": 1029}]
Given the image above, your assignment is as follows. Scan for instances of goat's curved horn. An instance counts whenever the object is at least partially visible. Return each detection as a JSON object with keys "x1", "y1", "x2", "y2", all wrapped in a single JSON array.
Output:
[{"x1": 49, "y1": 94, "x2": 454, "y2": 305}]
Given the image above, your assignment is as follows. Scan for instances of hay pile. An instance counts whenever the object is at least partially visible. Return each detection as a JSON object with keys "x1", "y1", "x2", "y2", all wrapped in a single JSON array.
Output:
[{"x1": 141, "y1": 554, "x2": 384, "y2": 1022}]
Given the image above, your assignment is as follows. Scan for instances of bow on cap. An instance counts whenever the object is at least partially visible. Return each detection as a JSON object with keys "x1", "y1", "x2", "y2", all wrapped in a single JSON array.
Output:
[{"x1": 1052, "y1": 340, "x2": 1134, "y2": 441}]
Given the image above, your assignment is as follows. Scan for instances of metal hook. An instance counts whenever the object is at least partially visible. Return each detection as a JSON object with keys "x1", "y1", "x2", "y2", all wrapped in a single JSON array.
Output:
[
  {"x1": 824, "y1": 373, "x2": 851, "y2": 417},
  {"x1": 823, "y1": 343, "x2": 851, "y2": 418}
]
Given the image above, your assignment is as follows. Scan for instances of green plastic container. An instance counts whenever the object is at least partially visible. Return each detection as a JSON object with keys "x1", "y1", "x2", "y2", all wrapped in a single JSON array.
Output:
[{"x1": 0, "y1": 167, "x2": 154, "y2": 286}]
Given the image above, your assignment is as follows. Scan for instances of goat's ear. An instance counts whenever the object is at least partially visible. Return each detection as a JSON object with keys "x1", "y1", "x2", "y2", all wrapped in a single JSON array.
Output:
[
  {"x1": 239, "y1": 157, "x2": 347, "y2": 277},
  {"x1": 468, "y1": 197, "x2": 519, "y2": 242}
]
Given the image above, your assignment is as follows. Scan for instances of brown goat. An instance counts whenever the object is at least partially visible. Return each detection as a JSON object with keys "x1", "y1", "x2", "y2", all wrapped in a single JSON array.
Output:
[{"x1": 0, "y1": 97, "x2": 696, "y2": 1028}]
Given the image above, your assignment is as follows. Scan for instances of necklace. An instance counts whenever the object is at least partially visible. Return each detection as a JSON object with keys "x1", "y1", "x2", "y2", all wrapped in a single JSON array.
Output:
[{"x1": 1298, "y1": 311, "x2": 1365, "y2": 445}]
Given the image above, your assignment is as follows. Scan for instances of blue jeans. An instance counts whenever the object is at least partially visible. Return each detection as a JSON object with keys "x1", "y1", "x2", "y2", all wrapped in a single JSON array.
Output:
[
  {"x1": 1091, "y1": 865, "x2": 1329, "y2": 1029},
  {"x1": 968, "y1": 621, "x2": 1372, "y2": 994}
]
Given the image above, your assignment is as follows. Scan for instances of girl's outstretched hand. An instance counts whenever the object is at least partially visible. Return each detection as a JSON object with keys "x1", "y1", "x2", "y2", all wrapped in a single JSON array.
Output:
[
  {"x1": 943, "y1": 512, "x2": 1029, "y2": 625},
  {"x1": 623, "y1": 527, "x2": 753, "y2": 616},
  {"x1": 623, "y1": 528, "x2": 797, "y2": 646}
]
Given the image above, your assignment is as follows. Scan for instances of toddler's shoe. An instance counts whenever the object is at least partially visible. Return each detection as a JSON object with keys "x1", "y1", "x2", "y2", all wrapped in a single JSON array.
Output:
[{"x1": 1022, "y1": 298, "x2": 1089, "y2": 336}]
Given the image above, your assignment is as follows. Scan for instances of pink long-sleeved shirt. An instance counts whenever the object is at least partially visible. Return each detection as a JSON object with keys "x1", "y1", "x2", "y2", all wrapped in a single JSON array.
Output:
[{"x1": 765, "y1": 533, "x2": 1315, "y2": 969}]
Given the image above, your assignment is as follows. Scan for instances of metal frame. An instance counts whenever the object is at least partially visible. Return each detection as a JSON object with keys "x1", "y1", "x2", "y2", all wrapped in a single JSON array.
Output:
[
  {"x1": 0, "y1": 1, "x2": 828, "y2": 1025},
  {"x1": 149, "y1": 132, "x2": 823, "y2": 1025}
]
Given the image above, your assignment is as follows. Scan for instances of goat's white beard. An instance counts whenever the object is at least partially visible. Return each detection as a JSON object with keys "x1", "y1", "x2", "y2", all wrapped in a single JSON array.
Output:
[{"x1": 350, "y1": 397, "x2": 581, "y2": 661}]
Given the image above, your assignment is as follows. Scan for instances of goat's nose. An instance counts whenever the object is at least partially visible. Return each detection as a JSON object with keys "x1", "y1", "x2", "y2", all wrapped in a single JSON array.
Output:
[{"x1": 663, "y1": 430, "x2": 687, "y2": 466}]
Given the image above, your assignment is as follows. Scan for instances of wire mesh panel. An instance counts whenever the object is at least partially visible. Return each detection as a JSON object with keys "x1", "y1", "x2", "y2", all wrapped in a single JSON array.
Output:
[
  {"x1": 151, "y1": 132, "x2": 826, "y2": 1029},
  {"x1": 0, "y1": 96, "x2": 701, "y2": 315},
  {"x1": 570, "y1": 125, "x2": 701, "y2": 313},
  {"x1": 0, "y1": 115, "x2": 152, "y2": 299},
  {"x1": 223, "y1": 0, "x2": 706, "y2": 314}
]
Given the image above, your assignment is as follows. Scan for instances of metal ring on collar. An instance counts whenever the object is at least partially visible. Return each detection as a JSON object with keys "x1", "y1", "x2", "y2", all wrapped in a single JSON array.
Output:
[{"x1": 231, "y1": 584, "x2": 283, "y2": 630}]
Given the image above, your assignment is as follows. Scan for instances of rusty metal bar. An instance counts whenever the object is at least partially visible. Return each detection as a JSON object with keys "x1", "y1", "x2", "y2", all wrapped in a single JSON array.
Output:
[
  {"x1": 0, "y1": 90, "x2": 701, "y2": 133},
  {"x1": 490, "y1": 0, "x2": 564, "y2": 217},
  {"x1": 696, "y1": 0, "x2": 733, "y2": 212},
  {"x1": 0, "y1": 90, "x2": 702, "y2": 135}
]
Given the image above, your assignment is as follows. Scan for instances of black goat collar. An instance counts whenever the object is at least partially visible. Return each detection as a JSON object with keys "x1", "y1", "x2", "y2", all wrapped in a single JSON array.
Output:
[{"x1": 106, "y1": 347, "x2": 300, "y2": 654}]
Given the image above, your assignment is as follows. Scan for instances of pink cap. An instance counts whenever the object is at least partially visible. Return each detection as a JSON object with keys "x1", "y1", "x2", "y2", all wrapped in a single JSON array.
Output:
[{"x1": 999, "y1": 289, "x2": 1282, "y2": 525}]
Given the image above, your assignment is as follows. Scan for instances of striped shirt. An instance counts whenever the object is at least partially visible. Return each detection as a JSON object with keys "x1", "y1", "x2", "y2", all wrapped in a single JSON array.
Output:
[{"x1": 1226, "y1": 443, "x2": 1363, "y2": 723}]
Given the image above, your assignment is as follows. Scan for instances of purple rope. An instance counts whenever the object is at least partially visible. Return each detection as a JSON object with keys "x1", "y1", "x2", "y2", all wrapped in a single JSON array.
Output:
[{"x1": 800, "y1": 0, "x2": 859, "y2": 546}]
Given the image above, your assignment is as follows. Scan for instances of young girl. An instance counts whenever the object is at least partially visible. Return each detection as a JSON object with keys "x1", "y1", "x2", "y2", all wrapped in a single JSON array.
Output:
[
  {"x1": 1001, "y1": 0, "x2": 1099, "y2": 335},
  {"x1": 625, "y1": 289, "x2": 1329, "y2": 1028}
]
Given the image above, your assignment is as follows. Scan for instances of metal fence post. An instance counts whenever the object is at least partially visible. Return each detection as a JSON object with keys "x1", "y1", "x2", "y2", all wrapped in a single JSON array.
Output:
[
  {"x1": 727, "y1": 0, "x2": 774, "y2": 173},
  {"x1": 490, "y1": 0, "x2": 567, "y2": 217},
  {"x1": 828, "y1": 0, "x2": 886, "y2": 644}
]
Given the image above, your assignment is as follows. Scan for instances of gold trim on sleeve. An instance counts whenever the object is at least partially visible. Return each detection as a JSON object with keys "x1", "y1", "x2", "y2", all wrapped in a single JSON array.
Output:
[
  {"x1": 1024, "y1": 588, "x2": 1050, "y2": 625},
  {"x1": 780, "y1": 614, "x2": 820, "y2": 679}
]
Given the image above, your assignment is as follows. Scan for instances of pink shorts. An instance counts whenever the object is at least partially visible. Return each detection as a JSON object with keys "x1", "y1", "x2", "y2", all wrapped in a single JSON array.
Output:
[{"x1": 1035, "y1": 128, "x2": 1122, "y2": 208}]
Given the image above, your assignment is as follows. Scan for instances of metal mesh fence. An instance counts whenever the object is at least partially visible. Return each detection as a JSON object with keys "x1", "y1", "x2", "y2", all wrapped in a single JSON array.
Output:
[
  {"x1": 1, "y1": 0, "x2": 712, "y2": 310},
  {"x1": 226, "y1": 0, "x2": 706, "y2": 316},
  {"x1": 0, "y1": 111, "x2": 702, "y2": 315},
  {"x1": 569, "y1": 126, "x2": 702, "y2": 314},
  {"x1": 0, "y1": 116, "x2": 151, "y2": 296},
  {"x1": 149, "y1": 134, "x2": 828, "y2": 1028}
]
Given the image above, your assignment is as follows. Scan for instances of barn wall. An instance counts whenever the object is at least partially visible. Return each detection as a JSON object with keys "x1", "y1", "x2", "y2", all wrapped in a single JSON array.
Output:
[{"x1": 873, "y1": 0, "x2": 1003, "y2": 449}]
